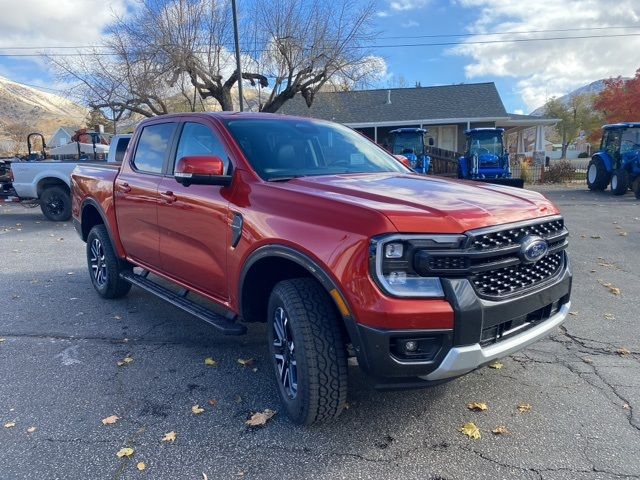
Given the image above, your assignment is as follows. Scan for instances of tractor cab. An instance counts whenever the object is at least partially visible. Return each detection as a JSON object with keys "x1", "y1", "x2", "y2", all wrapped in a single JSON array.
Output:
[
  {"x1": 458, "y1": 128, "x2": 523, "y2": 188},
  {"x1": 388, "y1": 128, "x2": 432, "y2": 174},
  {"x1": 587, "y1": 123, "x2": 640, "y2": 197}
]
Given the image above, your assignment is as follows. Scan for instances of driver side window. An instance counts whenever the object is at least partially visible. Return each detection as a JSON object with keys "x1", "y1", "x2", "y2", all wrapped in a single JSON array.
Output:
[{"x1": 175, "y1": 122, "x2": 229, "y2": 173}]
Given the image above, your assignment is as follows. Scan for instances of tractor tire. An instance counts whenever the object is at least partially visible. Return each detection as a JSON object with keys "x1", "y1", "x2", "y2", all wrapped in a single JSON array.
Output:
[
  {"x1": 587, "y1": 157, "x2": 610, "y2": 191},
  {"x1": 40, "y1": 186, "x2": 71, "y2": 221},
  {"x1": 610, "y1": 168, "x2": 630, "y2": 196},
  {"x1": 632, "y1": 178, "x2": 640, "y2": 200},
  {"x1": 267, "y1": 278, "x2": 348, "y2": 426},
  {"x1": 86, "y1": 225, "x2": 132, "y2": 299}
]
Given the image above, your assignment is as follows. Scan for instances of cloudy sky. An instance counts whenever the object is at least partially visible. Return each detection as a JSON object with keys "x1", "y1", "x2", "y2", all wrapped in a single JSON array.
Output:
[{"x1": 0, "y1": 0, "x2": 639, "y2": 113}]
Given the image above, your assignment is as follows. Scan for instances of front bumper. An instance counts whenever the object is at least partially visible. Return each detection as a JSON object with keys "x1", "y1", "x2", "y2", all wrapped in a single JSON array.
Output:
[{"x1": 353, "y1": 259, "x2": 572, "y2": 388}]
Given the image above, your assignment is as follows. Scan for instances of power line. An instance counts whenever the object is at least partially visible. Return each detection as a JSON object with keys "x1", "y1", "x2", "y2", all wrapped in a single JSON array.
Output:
[{"x1": 1, "y1": 32, "x2": 640, "y2": 58}]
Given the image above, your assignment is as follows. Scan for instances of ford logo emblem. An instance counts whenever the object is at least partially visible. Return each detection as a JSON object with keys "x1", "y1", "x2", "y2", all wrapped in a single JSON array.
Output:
[{"x1": 520, "y1": 235, "x2": 548, "y2": 263}]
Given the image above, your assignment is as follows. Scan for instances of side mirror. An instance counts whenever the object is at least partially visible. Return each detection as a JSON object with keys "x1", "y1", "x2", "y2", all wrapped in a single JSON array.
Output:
[
  {"x1": 428, "y1": 138, "x2": 435, "y2": 146},
  {"x1": 174, "y1": 155, "x2": 231, "y2": 187},
  {"x1": 394, "y1": 154, "x2": 412, "y2": 169}
]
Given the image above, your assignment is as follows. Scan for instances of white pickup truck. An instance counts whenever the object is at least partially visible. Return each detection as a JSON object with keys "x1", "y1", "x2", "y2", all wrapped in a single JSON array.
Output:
[{"x1": 1, "y1": 135, "x2": 131, "y2": 221}]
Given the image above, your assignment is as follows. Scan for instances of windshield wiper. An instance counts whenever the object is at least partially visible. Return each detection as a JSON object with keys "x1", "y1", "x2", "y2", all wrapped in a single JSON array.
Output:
[{"x1": 267, "y1": 175, "x2": 305, "y2": 182}]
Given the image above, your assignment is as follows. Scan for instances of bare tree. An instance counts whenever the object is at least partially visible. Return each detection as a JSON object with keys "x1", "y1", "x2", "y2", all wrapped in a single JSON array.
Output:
[{"x1": 2, "y1": 123, "x2": 33, "y2": 156}]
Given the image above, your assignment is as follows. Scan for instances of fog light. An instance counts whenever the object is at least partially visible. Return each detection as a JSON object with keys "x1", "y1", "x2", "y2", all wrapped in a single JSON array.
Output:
[
  {"x1": 385, "y1": 243, "x2": 403, "y2": 258},
  {"x1": 404, "y1": 340, "x2": 418, "y2": 352}
]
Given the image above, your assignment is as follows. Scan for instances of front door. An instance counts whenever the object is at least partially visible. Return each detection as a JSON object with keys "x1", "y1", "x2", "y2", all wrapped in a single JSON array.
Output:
[
  {"x1": 157, "y1": 120, "x2": 231, "y2": 301},
  {"x1": 115, "y1": 121, "x2": 178, "y2": 267}
]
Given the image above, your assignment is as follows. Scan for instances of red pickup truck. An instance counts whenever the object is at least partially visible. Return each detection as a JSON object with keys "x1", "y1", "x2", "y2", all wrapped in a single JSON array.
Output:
[{"x1": 72, "y1": 112, "x2": 572, "y2": 425}]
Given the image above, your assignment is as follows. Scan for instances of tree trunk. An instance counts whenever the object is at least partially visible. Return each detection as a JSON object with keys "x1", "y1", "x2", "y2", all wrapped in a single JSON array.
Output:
[{"x1": 561, "y1": 131, "x2": 568, "y2": 159}]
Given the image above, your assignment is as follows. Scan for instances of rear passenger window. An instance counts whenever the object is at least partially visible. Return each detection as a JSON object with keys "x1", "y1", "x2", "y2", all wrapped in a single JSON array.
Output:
[{"x1": 132, "y1": 123, "x2": 177, "y2": 174}]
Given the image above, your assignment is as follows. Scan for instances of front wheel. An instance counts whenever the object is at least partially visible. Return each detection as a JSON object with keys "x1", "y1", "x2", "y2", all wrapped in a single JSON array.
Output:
[
  {"x1": 267, "y1": 278, "x2": 348, "y2": 425},
  {"x1": 86, "y1": 225, "x2": 132, "y2": 299},
  {"x1": 587, "y1": 157, "x2": 610, "y2": 191},
  {"x1": 40, "y1": 186, "x2": 71, "y2": 221},
  {"x1": 610, "y1": 168, "x2": 630, "y2": 195}
]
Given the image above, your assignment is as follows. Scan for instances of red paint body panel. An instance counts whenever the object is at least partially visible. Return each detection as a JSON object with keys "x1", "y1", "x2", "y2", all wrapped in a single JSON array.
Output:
[{"x1": 71, "y1": 112, "x2": 561, "y2": 332}]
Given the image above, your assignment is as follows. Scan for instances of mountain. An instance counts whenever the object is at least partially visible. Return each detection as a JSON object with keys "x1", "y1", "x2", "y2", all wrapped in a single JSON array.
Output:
[
  {"x1": 0, "y1": 75, "x2": 87, "y2": 134},
  {"x1": 530, "y1": 79, "x2": 611, "y2": 116}
]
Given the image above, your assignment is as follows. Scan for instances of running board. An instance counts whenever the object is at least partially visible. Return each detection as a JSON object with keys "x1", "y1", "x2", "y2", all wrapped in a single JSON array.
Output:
[{"x1": 120, "y1": 271, "x2": 246, "y2": 335}]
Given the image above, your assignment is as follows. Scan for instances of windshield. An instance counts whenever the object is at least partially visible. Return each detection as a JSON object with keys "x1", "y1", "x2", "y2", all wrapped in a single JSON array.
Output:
[
  {"x1": 468, "y1": 131, "x2": 504, "y2": 156},
  {"x1": 391, "y1": 132, "x2": 423, "y2": 155},
  {"x1": 621, "y1": 127, "x2": 640, "y2": 154},
  {"x1": 224, "y1": 118, "x2": 408, "y2": 181}
]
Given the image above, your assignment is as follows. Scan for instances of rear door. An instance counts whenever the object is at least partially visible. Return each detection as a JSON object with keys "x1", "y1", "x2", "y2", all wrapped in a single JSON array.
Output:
[
  {"x1": 115, "y1": 121, "x2": 178, "y2": 267},
  {"x1": 156, "y1": 119, "x2": 231, "y2": 301}
]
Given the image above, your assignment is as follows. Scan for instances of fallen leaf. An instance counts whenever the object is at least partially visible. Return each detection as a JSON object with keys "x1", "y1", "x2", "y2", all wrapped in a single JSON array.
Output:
[
  {"x1": 192, "y1": 405, "x2": 205, "y2": 415},
  {"x1": 101, "y1": 415, "x2": 119, "y2": 425},
  {"x1": 623, "y1": 403, "x2": 631, "y2": 410},
  {"x1": 517, "y1": 403, "x2": 532, "y2": 413},
  {"x1": 488, "y1": 361, "x2": 503, "y2": 369},
  {"x1": 237, "y1": 358, "x2": 254, "y2": 367},
  {"x1": 459, "y1": 422, "x2": 481, "y2": 439},
  {"x1": 137, "y1": 462, "x2": 146, "y2": 471},
  {"x1": 491, "y1": 426, "x2": 509, "y2": 435},
  {"x1": 583, "y1": 357, "x2": 593, "y2": 364},
  {"x1": 617, "y1": 347, "x2": 631, "y2": 357},
  {"x1": 467, "y1": 402, "x2": 488, "y2": 412},
  {"x1": 245, "y1": 409, "x2": 276, "y2": 427},
  {"x1": 603, "y1": 313, "x2": 615, "y2": 320},
  {"x1": 117, "y1": 356, "x2": 134, "y2": 367},
  {"x1": 4, "y1": 422, "x2": 15, "y2": 428},
  {"x1": 116, "y1": 447, "x2": 134, "y2": 458},
  {"x1": 203, "y1": 474, "x2": 208, "y2": 480},
  {"x1": 114, "y1": 315, "x2": 122, "y2": 320},
  {"x1": 0, "y1": 338, "x2": 5, "y2": 343},
  {"x1": 207, "y1": 399, "x2": 218, "y2": 407},
  {"x1": 619, "y1": 231, "x2": 628, "y2": 236},
  {"x1": 162, "y1": 431, "x2": 177, "y2": 443},
  {"x1": 67, "y1": 272, "x2": 75, "y2": 275},
  {"x1": 569, "y1": 311, "x2": 579, "y2": 316},
  {"x1": 204, "y1": 357, "x2": 218, "y2": 367},
  {"x1": 598, "y1": 280, "x2": 621, "y2": 296}
]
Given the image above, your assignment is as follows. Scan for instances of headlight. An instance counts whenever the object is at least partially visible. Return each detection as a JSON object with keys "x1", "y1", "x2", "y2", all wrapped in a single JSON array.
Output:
[{"x1": 371, "y1": 234, "x2": 465, "y2": 298}]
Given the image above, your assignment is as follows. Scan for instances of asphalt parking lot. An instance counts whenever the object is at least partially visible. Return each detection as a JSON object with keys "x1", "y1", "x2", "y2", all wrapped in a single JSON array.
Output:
[{"x1": 1, "y1": 186, "x2": 639, "y2": 480}]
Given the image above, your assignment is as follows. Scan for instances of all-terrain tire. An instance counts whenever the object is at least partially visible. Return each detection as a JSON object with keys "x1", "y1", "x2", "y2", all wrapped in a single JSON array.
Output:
[
  {"x1": 632, "y1": 178, "x2": 640, "y2": 200},
  {"x1": 40, "y1": 186, "x2": 71, "y2": 221},
  {"x1": 610, "y1": 168, "x2": 630, "y2": 196},
  {"x1": 586, "y1": 157, "x2": 610, "y2": 191},
  {"x1": 86, "y1": 224, "x2": 132, "y2": 299},
  {"x1": 267, "y1": 278, "x2": 348, "y2": 426}
]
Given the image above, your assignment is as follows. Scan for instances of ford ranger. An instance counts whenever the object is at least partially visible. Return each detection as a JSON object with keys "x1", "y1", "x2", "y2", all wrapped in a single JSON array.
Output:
[{"x1": 71, "y1": 112, "x2": 572, "y2": 425}]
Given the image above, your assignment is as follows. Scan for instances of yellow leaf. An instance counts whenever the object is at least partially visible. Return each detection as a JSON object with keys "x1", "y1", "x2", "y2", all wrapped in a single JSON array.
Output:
[
  {"x1": 192, "y1": 405, "x2": 205, "y2": 415},
  {"x1": 598, "y1": 280, "x2": 621, "y2": 296},
  {"x1": 237, "y1": 358, "x2": 254, "y2": 367},
  {"x1": 467, "y1": 402, "x2": 488, "y2": 412},
  {"x1": 162, "y1": 431, "x2": 177, "y2": 443},
  {"x1": 27, "y1": 426, "x2": 37, "y2": 433},
  {"x1": 459, "y1": 422, "x2": 481, "y2": 439},
  {"x1": 116, "y1": 447, "x2": 134, "y2": 458},
  {"x1": 604, "y1": 313, "x2": 615, "y2": 320},
  {"x1": 137, "y1": 462, "x2": 146, "y2": 471},
  {"x1": 492, "y1": 426, "x2": 509, "y2": 435},
  {"x1": 101, "y1": 415, "x2": 119, "y2": 425},
  {"x1": 568, "y1": 311, "x2": 579, "y2": 316},
  {"x1": 517, "y1": 403, "x2": 532, "y2": 413},
  {"x1": 617, "y1": 347, "x2": 631, "y2": 356},
  {"x1": 204, "y1": 357, "x2": 218, "y2": 367},
  {"x1": 488, "y1": 362, "x2": 503, "y2": 369},
  {"x1": 4, "y1": 422, "x2": 15, "y2": 429},
  {"x1": 245, "y1": 409, "x2": 276, "y2": 427}
]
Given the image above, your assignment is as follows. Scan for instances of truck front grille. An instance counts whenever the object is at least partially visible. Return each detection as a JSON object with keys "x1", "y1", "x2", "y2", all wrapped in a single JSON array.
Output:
[
  {"x1": 470, "y1": 252, "x2": 564, "y2": 297},
  {"x1": 471, "y1": 218, "x2": 565, "y2": 251}
]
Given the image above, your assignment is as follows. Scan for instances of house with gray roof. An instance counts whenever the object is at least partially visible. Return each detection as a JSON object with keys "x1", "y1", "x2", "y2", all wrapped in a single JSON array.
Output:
[
  {"x1": 279, "y1": 82, "x2": 556, "y2": 155},
  {"x1": 48, "y1": 126, "x2": 81, "y2": 148}
]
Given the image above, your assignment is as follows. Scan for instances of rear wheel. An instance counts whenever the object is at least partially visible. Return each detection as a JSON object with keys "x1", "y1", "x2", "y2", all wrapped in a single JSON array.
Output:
[
  {"x1": 267, "y1": 278, "x2": 348, "y2": 425},
  {"x1": 86, "y1": 225, "x2": 132, "y2": 299},
  {"x1": 40, "y1": 186, "x2": 71, "y2": 221},
  {"x1": 610, "y1": 168, "x2": 630, "y2": 195},
  {"x1": 587, "y1": 157, "x2": 610, "y2": 191}
]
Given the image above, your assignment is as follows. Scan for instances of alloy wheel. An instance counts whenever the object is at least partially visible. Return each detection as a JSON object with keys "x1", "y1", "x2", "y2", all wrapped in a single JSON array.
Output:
[
  {"x1": 89, "y1": 238, "x2": 108, "y2": 287},
  {"x1": 272, "y1": 306, "x2": 298, "y2": 399}
]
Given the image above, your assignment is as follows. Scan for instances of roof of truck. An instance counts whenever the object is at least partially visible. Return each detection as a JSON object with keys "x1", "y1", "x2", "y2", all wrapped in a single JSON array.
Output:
[
  {"x1": 464, "y1": 127, "x2": 505, "y2": 135},
  {"x1": 603, "y1": 123, "x2": 640, "y2": 129}
]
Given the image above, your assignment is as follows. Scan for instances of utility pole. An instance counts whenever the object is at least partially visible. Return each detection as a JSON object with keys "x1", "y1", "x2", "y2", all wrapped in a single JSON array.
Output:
[{"x1": 231, "y1": 0, "x2": 243, "y2": 112}]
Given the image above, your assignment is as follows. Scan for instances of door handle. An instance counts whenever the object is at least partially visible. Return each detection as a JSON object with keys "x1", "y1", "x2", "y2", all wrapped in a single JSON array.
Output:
[
  {"x1": 160, "y1": 191, "x2": 177, "y2": 204},
  {"x1": 117, "y1": 182, "x2": 131, "y2": 193}
]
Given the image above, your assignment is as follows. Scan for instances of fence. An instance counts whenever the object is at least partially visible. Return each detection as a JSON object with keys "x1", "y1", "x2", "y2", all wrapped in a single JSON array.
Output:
[
  {"x1": 510, "y1": 159, "x2": 590, "y2": 184},
  {"x1": 427, "y1": 146, "x2": 460, "y2": 176}
]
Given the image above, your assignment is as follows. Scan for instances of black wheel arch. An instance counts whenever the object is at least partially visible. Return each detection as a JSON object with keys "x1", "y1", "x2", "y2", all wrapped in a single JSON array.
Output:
[
  {"x1": 79, "y1": 198, "x2": 117, "y2": 249},
  {"x1": 239, "y1": 245, "x2": 365, "y2": 361}
]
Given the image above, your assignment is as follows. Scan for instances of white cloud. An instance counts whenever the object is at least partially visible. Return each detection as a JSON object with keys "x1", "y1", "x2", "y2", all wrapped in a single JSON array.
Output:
[
  {"x1": 389, "y1": 0, "x2": 429, "y2": 12},
  {"x1": 376, "y1": 11, "x2": 390, "y2": 17},
  {"x1": 0, "y1": 0, "x2": 129, "y2": 49},
  {"x1": 401, "y1": 20, "x2": 420, "y2": 28},
  {"x1": 451, "y1": 0, "x2": 640, "y2": 111},
  {"x1": 514, "y1": 108, "x2": 524, "y2": 115}
]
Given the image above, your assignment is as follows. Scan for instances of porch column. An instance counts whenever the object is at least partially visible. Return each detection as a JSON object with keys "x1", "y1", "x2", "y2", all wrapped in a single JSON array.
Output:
[
  {"x1": 517, "y1": 130, "x2": 525, "y2": 155},
  {"x1": 533, "y1": 125, "x2": 546, "y2": 166}
]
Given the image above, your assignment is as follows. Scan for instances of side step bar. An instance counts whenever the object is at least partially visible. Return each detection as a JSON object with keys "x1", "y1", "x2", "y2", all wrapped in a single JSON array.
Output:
[{"x1": 120, "y1": 271, "x2": 247, "y2": 335}]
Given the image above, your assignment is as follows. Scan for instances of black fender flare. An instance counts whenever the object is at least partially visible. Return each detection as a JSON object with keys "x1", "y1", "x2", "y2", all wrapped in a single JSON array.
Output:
[
  {"x1": 78, "y1": 198, "x2": 116, "y2": 247},
  {"x1": 239, "y1": 245, "x2": 366, "y2": 361}
]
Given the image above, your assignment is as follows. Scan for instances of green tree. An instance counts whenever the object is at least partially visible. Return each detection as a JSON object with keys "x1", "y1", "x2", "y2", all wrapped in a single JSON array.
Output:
[{"x1": 544, "y1": 93, "x2": 602, "y2": 159}]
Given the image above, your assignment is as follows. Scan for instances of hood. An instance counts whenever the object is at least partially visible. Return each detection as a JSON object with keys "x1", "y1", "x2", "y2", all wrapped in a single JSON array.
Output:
[{"x1": 273, "y1": 173, "x2": 558, "y2": 233}]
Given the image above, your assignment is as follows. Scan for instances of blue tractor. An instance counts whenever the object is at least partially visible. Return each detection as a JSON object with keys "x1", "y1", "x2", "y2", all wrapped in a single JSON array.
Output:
[
  {"x1": 458, "y1": 128, "x2": 524, "y2": 188},
  {"x1": 388, "y1": 128, "x2": 432, "y2": 174},
  {"x1": 587, "y1": 123, "x2": 640, "y2": 198}
]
